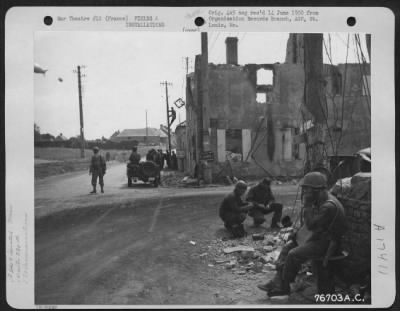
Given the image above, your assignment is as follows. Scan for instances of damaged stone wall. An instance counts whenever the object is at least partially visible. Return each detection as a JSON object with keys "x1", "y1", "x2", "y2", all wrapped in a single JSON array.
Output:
[
  {"x1": 323, "y1": 63, "x2": 371, "y2": 156},
  {"x1": 204, "y1": 62, "x2": 308, "y2": 179},
  {"x1": 185, "y1": 40, "x2": 370, "y2": 179},
  {"x1": 250, "y1": 63, "x2": 306, "y2": 177}
]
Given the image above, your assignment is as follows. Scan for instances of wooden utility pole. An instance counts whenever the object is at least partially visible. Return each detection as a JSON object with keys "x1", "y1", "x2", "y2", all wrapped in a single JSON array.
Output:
[
  {"x1": 161, "y1": 81, "x2": 172, "y2": 152},
  {"x1": 200, "y1": 32, "x2": 212, "y2": 184},
  {"x1": 201, "y1": 32, "x2": 210, "y2": 153},
  {"x1": 77, "y1": 65, "x2": 85, "y2": 158},
  {"x1": 185, "y1": 57, "x2": 189, "y2": 75},
  {"x1": 303, "y1": 34, "x2": 324, "y2": 171}
]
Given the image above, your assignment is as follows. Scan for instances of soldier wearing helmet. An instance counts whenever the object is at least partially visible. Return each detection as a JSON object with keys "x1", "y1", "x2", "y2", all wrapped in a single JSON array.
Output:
[
  {"x1": 258, "y1": 171, "x2": 348, "y2": 297},
  {"x1": 89, "y1": 146, "x2": 106, "y2": 194},
  {"x1": 219, "y1": 180, "x2": 252, "y2": 238},
  {"x1": 246, "y1": 177, "x2": 283, "y2": 228}
]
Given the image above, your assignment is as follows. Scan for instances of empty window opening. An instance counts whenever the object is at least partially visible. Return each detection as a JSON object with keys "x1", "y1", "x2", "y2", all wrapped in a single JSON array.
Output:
[
  {"x1": 257, "y1": 69, "x2": 273, "y2": 85},
  {"x1": 256, "y1": 93, "x2": 267, "y2": 104}
]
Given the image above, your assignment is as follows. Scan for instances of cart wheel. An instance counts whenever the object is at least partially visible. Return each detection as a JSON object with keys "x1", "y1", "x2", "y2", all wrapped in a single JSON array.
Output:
[{"x1": 128, "y1": 178, "x2": 132, "y2": 187}]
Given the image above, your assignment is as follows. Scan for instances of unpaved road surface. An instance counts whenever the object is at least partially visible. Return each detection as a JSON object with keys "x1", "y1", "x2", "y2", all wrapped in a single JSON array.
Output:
[{"x1": 35, "y1": 163, "x2": 304, "y2": 305}]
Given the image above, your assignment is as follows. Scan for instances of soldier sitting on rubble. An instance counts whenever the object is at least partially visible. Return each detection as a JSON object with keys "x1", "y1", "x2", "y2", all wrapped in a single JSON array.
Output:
[
  {"x1": 219, "y1": 180, "x2": 253, "y2": 238},
  {"x1": 246, "y1": 177, "x2": 283, "y2": 228},
  {"x1": 257, "y1": 172, "x2": 348, "y2": 297}
]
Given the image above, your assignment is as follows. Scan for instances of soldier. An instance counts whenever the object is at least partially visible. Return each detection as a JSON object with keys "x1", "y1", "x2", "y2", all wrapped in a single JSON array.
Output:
[
  {"x1": 246, "y1": 178, "x2": 283, "y2": 228},
  {"x1": 89, "y1": 146, "x2": 106, "y2": 194},
  {"x1": 257, "y1": 172, "x2": 349, "y2": 297},
  {"x1": 219, "y1": 181, "x2": 252, "y2": 238},
  {"x1": 171, "y1": 151, "x2": 178, "y2": 170},
  {"x1": 157, "y1": 149, "x2": 165, "y2": 169},
  {"x1": 129, "y1": 146, "x2": 141, "y2": 164},
  {"x1": 169, "y1": 107, "x2": 176, "y2": 125}
]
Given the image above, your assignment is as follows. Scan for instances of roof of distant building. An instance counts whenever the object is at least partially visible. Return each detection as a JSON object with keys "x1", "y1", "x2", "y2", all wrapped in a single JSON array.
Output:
[{"x1": 117, "y1": 128, "x2": 167, "y2": 138}]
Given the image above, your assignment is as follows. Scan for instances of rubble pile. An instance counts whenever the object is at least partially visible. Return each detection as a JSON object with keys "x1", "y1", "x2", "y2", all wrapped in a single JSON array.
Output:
[
  {"x1": 160, "y1": 171, "x2": 186, "y2": 187},
  {"x1": 202, "y1": 228, "x2": 297, "y2": 276}
]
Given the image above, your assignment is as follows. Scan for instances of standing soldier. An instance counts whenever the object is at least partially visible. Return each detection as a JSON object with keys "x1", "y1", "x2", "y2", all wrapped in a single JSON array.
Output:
[
  {"x1": 246, "y1": 178, "x2": 283, "y2": 228},
  {"x1": 89, "y1": 146, "x2": 106, "y2": 194},
  {"x1": 171, "y1": 151, "x2": 178, "y2": 170},
  {"x1": 157, "y1": 149, "x2": 165, "y2": 169}
]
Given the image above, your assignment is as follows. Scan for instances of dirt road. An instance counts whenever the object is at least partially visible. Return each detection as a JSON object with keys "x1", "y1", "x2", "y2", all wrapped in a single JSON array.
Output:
[{"x1": 35, "y1": 164, "x2": 303, "y2": 305}]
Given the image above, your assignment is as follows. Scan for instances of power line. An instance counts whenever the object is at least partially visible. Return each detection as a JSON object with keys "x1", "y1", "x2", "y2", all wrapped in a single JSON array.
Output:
[
  {"x1": 354, "y1": 34, "x2": 371, "y2": 115},
  {"x1": 209, "y1": 32, "x2": 220, "y2": 56}
]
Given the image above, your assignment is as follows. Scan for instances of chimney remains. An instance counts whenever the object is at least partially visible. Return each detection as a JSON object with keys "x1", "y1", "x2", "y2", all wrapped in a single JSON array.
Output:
[{"x1": 225, "y1": 37, "x2": 238, "y2": 65}]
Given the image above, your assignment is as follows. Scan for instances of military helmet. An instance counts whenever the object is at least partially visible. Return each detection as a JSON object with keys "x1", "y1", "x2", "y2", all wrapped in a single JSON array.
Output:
[
  {"x1": 235, "y1": 180, "x2": 248, "y2": 190},
  {"x1": 355, "y1": 147, "x2": 371, "y2": 163},
  {"x1": 92, "y1": 146, "x2": 99, "y2": 152},
  {"x1": 300, "y1": 171, "x2": 327, "y2": 189}
]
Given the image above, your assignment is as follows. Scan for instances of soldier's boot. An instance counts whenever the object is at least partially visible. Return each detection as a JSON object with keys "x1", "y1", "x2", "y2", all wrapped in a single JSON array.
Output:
[
  {"x1": 90, "y1": 186, "x2": 96, "y2": 194},
  {"x1": 100, "y1": 185, "x2": 104, "y2": 193}
]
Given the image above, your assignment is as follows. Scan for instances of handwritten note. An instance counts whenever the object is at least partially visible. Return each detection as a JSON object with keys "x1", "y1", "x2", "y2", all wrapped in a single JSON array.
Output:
[
  {"x1": 7, "y1": 205, "x2": 29, "y2": 284},
  {"x1": 374, "y1": 224, "x2": 389, "y2": 275}
]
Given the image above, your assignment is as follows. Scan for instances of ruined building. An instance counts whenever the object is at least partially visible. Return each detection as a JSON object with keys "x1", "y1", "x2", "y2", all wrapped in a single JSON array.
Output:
[{"x1": 180, "y1": 33, "x2": 370, "y2": 181}]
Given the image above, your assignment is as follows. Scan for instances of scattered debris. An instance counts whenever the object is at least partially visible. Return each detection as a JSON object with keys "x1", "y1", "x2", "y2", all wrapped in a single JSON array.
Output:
[
  {"x1": 189, "y1": 241, "x2": 196, "y2": 245},
  {"x1": 215, "y1": 258, "x2": 232, "y2": 264},
  {"x1": 224, "y1": 260, "x2": 237, "y2": 269},
  {"x1": 199, "y1": 252, "x2": 208, "y2": 257},
  {"x1": 264, "y1": 236, "x2": 275, "y2": 246},
  {"x1": 263, "y1": 245, "x2": 275, "y2": 252},
  {"x1": 252, "y1": 233, "x2": 265, "y2": 241},
  {"x1": 181, "y1": 176, "x2": 199, "y2": 187},
  {"x1": 208, "y1": 264, "x2": 214, "y2": 267},
  {"x1": 263, "y1": 263, "x2": 276, "y2": 271},
  {"x1": 223, "y1": 246, "x2": 255, "y2": 254},
  {"x1": 240, "y1": 250, "x2": 255, "y2": 259}
]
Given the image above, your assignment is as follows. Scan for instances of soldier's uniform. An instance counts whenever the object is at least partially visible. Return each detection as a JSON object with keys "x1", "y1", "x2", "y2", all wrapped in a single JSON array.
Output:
[
  {"x1": 246, "y1": 179, "x2": 283, "y2": 227},
  {"x1": 219, "y1": 181, "x2": 250, "y2": 238},
  {"x1": 129, "y1": 151, "x2": 141, "y2": 164},
  {"x1": 90, "y1": 147, "x2": 106, "y2": 193},
  {"x1": 258, "y1": 172, "x2": 349, "y2": 297}
]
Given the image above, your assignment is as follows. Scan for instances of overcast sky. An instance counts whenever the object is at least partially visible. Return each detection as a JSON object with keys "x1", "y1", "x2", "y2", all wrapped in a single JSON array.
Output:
[{"x1": 34, "y1": 32, "x2": 369, "y2": 140}]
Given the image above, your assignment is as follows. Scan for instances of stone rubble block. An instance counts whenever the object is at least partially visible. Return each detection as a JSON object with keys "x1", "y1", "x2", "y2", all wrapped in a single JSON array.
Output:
[{"x1": 223, "y1": 245, "x2": 255, "y2": 254}]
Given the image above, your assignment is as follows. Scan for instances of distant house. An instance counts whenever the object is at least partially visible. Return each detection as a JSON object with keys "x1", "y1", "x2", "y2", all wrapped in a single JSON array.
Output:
[{"x1": 111, "y1": 128, "x2": 167, "y2": 145}]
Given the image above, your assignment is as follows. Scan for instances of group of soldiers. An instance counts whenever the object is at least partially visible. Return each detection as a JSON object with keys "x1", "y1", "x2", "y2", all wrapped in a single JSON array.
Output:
[
  {"x1": 219, "y1": 177, "x2": 283, "y2": 238},
  {"x1": 219, "y1": 172, "x2": 350, "y2": 298},
  {"x1": 89, "y1": 143, "x2": 367, "y2": 299},
  {"x1": 88, "y1": 145, "x2": 180, "y2": 193},
  {"x1": 145, "y1": 148, "x2": 178, "y2": 170}
]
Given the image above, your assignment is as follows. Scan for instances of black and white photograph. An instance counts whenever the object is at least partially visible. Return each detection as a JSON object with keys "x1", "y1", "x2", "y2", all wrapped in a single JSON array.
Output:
[
  {"x1": 5, "y1": 6, "x2": 396, "y2": 309},
  {"x1": 33, "y1": 31, "x2": 373, "y2": 305}
]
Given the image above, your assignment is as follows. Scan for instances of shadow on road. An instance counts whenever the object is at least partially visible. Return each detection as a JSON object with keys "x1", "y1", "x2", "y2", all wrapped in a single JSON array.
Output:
[{"x1": 119, "y1": 183, "x2": 158, "y2": 190}]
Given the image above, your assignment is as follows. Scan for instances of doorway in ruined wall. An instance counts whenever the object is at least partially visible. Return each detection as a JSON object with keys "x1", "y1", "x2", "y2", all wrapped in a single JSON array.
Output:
[{"x1": 225, "y1": 129, "x2": 243, "y2": 162}]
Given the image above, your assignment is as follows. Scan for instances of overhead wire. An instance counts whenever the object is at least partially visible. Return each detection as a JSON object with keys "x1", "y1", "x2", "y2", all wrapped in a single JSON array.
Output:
[
  {"x1": 355, "y1": 34, "x2": 371, "y2": 110},
  {"x1": 335, "y1": 33, "x2": 350, "y2": 156}
]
